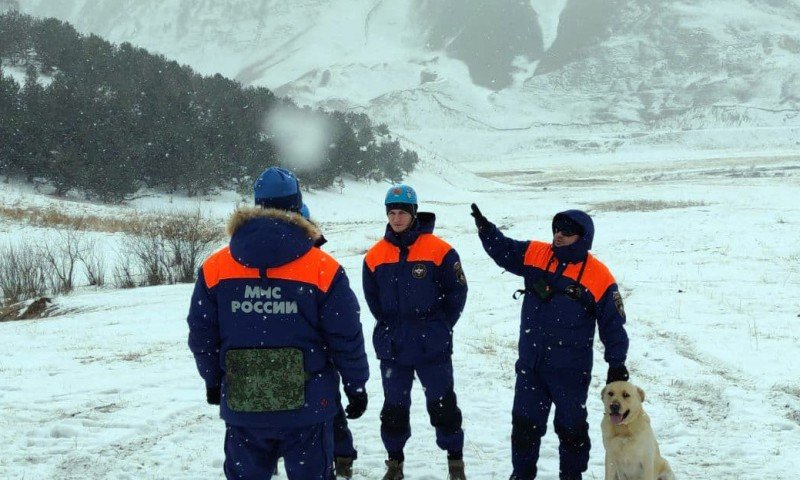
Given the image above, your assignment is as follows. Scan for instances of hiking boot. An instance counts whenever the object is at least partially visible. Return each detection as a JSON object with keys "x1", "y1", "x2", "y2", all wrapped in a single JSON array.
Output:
[
  {"x1": 335, "y1": 456, "x2": 354, "y2": 479},
  {"x1": 382, "y1": 459, "x2": 404, "y2": 480},
  {"x1": 448, "y1": 458, "x2": 466, "y2": 480}
]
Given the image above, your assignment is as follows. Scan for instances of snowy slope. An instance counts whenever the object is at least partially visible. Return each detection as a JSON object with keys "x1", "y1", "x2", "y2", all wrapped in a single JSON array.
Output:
[
  {"x1": 13, "y1": 0, "x2": 800, "y2": 170},
  {"x1": 2, "y1": 155, "x2": 800, "y2": 479}
]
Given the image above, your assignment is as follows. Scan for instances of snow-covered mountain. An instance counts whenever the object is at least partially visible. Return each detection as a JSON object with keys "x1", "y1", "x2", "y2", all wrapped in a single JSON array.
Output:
[
  {"x1": 4, "y1": 3, "x2": 800, "y2": 479},
  {"x1": 13, "y1": 0, "x2": 800, "y2": 170}
]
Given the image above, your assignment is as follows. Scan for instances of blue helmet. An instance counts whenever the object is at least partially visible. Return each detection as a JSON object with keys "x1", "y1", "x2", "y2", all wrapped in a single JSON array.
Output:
[
  {"x1": 300, "y1": 203, "x2": 310, "y2": 219},
  {"x1": 384, "y1": 184, "x2": 417, "y2": 206},
  {"x1": 253, "y1": 167, "x2": 304, "y2": 213},
  {"x1": 385, "y1": 184, "x2": 418, "y2": 216}
]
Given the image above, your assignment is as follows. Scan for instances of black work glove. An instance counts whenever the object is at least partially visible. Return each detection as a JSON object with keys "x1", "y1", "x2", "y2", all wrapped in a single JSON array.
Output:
[
  {"x1": 470, "y1": 203, "x2": 491, "y2": 232},
  {"x1": 606, "y1": 365, "x2": 629, "y2": 384},
  {"x1": 344, "y1": 390, "x2": 368, "y2": 419},
  {"x1": 206, "y1": 385, "x2": 221, "y2": 405}
]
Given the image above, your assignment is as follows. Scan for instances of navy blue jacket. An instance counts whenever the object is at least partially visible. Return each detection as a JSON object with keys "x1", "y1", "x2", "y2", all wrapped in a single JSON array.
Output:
[
  {"x1": 187, "y1": 207, "x2": 369, "y2": 428},
  {"x1": 478, "y1": 210, "x2": 628, "y2": 374},
  {"x1": 363, "y1": 212, "x2": 468, "y2": 365}
]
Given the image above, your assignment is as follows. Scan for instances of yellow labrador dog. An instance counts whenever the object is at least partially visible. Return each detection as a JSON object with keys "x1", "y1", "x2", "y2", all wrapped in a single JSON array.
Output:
[{"x1": 601, "y1": 381, "x2": 676, "y2": 480}]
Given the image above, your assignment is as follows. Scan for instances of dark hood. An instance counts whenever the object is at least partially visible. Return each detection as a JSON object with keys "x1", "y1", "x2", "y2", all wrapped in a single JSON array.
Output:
[
  {"x1": 551, "y1": 209, "x2": 594, "y2": 263},
  {"x1": 227, "y1": 206, "x2": 322, "y2": 269},
  {"x1": 384, "y1": 211, "x2": 436, "y2": 247}
]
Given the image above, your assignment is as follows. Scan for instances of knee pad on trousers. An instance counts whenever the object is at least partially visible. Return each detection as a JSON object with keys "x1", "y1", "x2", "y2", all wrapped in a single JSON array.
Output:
[
  {"x1": 511, "y1": 414, "x2": 545, "y2": 448},
  {"x1": 554, "y1": 422, "x2": 590, "y2": 452},
  {"x1": 426, "y1": 390, "x2": 462, "y2": 434},
  {"x1": 380, "y1": 403, "x2": 410, "y2": 434}
]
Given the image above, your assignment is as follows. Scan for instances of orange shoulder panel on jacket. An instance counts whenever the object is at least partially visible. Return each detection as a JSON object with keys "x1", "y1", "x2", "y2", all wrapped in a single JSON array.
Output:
[
  {"x1": 558, "y1": 254, "x2": 616, "y2": 301},
  {"x1": 202, "y1": 246, "x2": 341, "y2": 293},
  {"x1": 523, "y1": 241, "x2": 555, "y2": 270},
  {"x1": 267, "y1": 248, "x2": 341, "y2": 293},
  {"x1": 407, "y1": 233, "x2": 452, "y2": 265},
  {"x1": 573, "y1": 254, "x2": 616, "y2": 302},
  {"x1": 202, "y1": 246, "x2": 260, "y2": 289},
  {"x1": 365, "y1": 240, "x2": 399, "y2": 272},
  {"x1": 522, "y1": 242, "x2": 616, "y2": 301}
]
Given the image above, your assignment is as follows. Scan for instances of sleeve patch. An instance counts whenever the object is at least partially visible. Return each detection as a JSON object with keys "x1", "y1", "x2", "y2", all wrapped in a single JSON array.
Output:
[
  {"x1": 612, "y1": 291, "x2": 626, "y2": 319},
  {"x1": 454, "y1": 261, "x2": 467, "y2": 286}
]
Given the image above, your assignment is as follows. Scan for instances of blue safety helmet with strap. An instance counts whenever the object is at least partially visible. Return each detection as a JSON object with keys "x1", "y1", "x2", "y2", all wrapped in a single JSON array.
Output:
[
  {"x1": 253, "y1": 166, "x2": 307, "y2": 214},
  {"x1": 384, "y1": 184, "x2": 418, "y2": 216}
]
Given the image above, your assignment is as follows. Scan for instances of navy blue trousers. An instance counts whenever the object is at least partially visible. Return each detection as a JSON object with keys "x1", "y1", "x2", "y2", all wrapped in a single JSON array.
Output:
[
  {"x1": 379, "y1": 357, "x2": 464, "y2": 455},
  {"x1": 511, "y1": 365, "x2": 590, "y2": 480},
  {"x1": 333, "y1": 394, "x2": 357, "y2": 459},
  {"x1": 224, "y1": 420, "x2": 334, "y2": 480}
]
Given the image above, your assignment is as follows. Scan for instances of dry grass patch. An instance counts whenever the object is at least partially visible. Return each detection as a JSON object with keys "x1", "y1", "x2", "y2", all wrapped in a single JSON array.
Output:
[
  {"x1": 0, "y1": 205, "x2": 138, "y2": 233},
  {"x1": 589, "y1": 199, "x2": 708, "y2": 213},
  {"x1": 0, "y1": 204, "x2": 227, "y2": 237}
]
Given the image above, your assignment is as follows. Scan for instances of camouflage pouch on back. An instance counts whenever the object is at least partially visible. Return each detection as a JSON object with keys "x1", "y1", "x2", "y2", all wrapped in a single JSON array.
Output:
[{"x1": 225, "y1": 348, "x2": 306, "y2": 412}]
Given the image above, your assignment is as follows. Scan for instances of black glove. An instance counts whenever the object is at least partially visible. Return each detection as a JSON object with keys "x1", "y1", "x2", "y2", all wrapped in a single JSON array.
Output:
[
  {"x1": 470, "y1": 203, "x2": 490, "y2": 232},
  {"x1": 206, "y1": 385, "x2": 221, "y2": 405},
  {"x1": 606, "y1": 365, "x2": 629, "y2": 384},
  {"x1": 344, "y1": 390, "x2": 368, "y2": 419}
]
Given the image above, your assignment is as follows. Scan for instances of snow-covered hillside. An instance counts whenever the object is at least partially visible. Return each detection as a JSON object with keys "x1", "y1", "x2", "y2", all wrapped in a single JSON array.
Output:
[
  {"x1": 2, "y1": 154, "x2": 800, "y2": 479},
  {"x1": 3, "y1": 2, "x2": 800, "y2": 478},
  {"x1": 13, "y1": 0, "x2": 800, "y2": 168}
]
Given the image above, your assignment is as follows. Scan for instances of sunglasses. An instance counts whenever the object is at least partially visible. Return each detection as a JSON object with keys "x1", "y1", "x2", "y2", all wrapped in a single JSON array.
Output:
[{"x1": 554, "y1": 227, "x2": 580, "y2": 237}]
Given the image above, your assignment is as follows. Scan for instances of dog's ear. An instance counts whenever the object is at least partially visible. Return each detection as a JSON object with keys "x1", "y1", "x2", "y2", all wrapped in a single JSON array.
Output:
[
  {"x1": 637, "y1": 386, "x2": 645, "y2": 403},
  {"x1": 601, "y1": 385, "x2": 607, "y2": 400}
]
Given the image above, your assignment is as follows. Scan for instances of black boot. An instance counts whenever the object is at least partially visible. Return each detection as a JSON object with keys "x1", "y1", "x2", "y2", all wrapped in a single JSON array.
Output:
[
  {"x1": 448, "y1": 458, "x2": 466, "y2": 480},
  {"x1": 382, "y1": 459, "x2": 404, "y2": 480},
  {"x1": 335, "y1": 456, "x2": 354, "y2": 479}
]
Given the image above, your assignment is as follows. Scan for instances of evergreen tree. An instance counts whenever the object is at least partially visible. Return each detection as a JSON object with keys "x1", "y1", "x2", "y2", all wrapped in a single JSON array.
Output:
[
  {"x1": 0, "y1": 12, "x2": 421, "y2": 202},
  {"x1": 0, "y1": 69, "x2": 21, "y2": 174},
  {"x1": 18, "y1": 64, "x2": 49, "y2": 181},
  {"x1": 377, "y1": 139, "x2": 404, "y2": 183}
]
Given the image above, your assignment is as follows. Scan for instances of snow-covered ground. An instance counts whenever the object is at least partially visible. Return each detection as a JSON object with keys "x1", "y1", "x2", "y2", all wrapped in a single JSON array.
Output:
[{"x1": 2, "y1": 152, "x2": 799, "y2": 479}]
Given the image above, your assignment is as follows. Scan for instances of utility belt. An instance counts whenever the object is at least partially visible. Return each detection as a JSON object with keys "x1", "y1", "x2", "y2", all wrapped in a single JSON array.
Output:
[
  {"x1": 513, "y1": 280, "x2": 596, "y2": 315},
  {"x1": 513, "y1": 256, "x2": 596, "y2": 315},
  {"x1": 225, "y1": 347, "x2": 308, "y2": 413}
]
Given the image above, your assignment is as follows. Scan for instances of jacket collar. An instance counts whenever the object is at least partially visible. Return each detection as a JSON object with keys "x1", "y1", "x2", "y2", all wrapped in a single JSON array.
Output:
[{"x1": 383, "y1": 211, "x2": 436, "y2": 247}]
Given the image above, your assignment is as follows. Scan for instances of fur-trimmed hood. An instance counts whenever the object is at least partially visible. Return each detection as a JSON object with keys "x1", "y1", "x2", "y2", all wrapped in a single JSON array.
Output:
[{"x1": 227, "y1": 206, "x2": 323, "y2": 269}]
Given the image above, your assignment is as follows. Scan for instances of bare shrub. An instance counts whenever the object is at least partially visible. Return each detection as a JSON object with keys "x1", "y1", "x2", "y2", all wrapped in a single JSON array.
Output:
[
  {"x1": 126, "y1": 219, "x2": 171, "y2": 286},
  {"x1": 78, "y1": 237, "x2": 106, "y2": 287},
  {"x1": 162, "y1": 210, "x2": 224, "y2": 283},
  {"x1": 39, "y1": 229, "x2": 87, "y2": 295},
  {"x1": 1, "y1": 203, "x2": 224, "y2": 289},
  {"x1": 0, "y1": 243, "x2": 52, "y2": 304},
  {"x1": 589, "y1": 199, "x2": 708, "y2": 213},
  {"x1": 112, "y1": 251, "x2": 137, "y2": 289},
  {"x1": 120, "y1": 210, "x2": 223, "y2": 286}
]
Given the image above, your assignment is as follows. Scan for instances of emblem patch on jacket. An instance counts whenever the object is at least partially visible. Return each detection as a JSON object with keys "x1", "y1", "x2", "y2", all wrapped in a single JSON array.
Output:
[
  {"x1": 412, "y1": 263, "x2": 427, "y2": 279},
  {"x1": 612, "y1": 291, "x2": 625, "y2": 319},
  {"x1": 454, "y1": 261, "x2": 467, "y2": 286}
]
